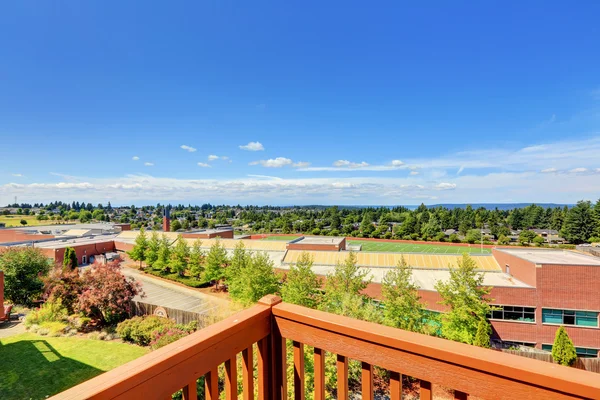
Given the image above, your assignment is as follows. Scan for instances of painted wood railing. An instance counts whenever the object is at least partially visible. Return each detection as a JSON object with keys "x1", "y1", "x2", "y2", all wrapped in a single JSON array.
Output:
[{"x1": 51, "y1": 295, "x2": 600, "y2": 400}]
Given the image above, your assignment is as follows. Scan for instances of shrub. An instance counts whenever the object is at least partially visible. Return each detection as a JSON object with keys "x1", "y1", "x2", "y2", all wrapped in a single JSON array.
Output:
[
  {"x1": 24, "y1": 299, "x2": 68, "y2": 327},
  {"x1": 117, "y1": 315, "x2": 176, "y2": 346},
  {"x1": 41, "y1": 321, "x2": 68, "y2": 337},
  {"x1": 38, "y1": 328, "x2": 50, "y2": 336},
  {"x1": 77, "y1": 260, "x2": 142, "y2": 325},
  {"x1": 67, "y1": 315, "x2": 92, "y2": 331},
  {"x1": 43, "y1": 265, "x2": 83, "y2": 314},
  {"x1": 149, "y1": 327, "x2": 188, "y2": 349},
  {"x1": 552, "y1": 326, "x2": 577, "y2": 366},
  {"x1": 558, "y1": 244, "x2": 576, "y2": 250}
]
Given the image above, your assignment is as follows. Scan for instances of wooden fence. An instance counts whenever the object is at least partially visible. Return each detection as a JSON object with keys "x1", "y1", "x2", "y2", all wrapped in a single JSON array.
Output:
[
  {"x1": 503, "y1": 349, "x2": 600, "y2": 373},
  {"x1": 130, "y1": 300, "x2": 209, "y2": 327}
]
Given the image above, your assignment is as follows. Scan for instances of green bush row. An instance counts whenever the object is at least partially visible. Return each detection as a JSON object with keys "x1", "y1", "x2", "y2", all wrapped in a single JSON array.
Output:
[{"x1": 144, "y1": 269, "x2": 210, "y2": 288}]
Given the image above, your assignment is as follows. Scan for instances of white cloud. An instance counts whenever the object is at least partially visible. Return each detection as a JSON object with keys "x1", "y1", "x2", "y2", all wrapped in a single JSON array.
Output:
[
  {"x1": 197, "y1": 162, "x2": 211, "y2": 168},
  {"x1": 222, "y1": 156, "x2": 230, "y2": 161},
  {"x1": 391, "y1": 160, "x2": 404, "y2": 166},
  {"x1": 333, "y1": 160, "x2": 370, "y2": 168},
  {"x1": 409, "y1": 171, "x2": 419, "y2": 176},
  {"x1": 250, "y1": 157, "x2": 293, "y2": 168},
  {"x1": 132, "y1": 156, "x2": 140, "y2": 161},
  {"x1": 2, "y1": 171, "x2": 600, "y2": 204},
  {"x1": 12, "y1": 173, "x2": 23, "y2": 177},
  {"x1": 569, "y1": 167, "x2": 588, "y2": 174},
  {"x1": 541, "y1": 168, "x2": 557, "y2": 173},
  {"x1": 239, "y1": 141, "x2": 264, "y2": 151},
  {"x1": 292, "y1": 161, "x2": 311, "y2": 168},
  {"x1": 144, "y1": 162, "x2": 154, "y2": 167},
  {"x1": 208, "y1": 155, "x2": 219, "y2": 161},
  {"x1": 457, "y1": 166, "x2": 465, "y2": 175},
  {"x1": 181, "y1": 145, "x2": 197, "y2": 152}
]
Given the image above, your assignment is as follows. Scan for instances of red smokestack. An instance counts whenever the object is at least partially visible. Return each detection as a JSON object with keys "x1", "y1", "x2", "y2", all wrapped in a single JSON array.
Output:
[{"x1": 163, "y1": 207, "x2": 170, "y2": 232}]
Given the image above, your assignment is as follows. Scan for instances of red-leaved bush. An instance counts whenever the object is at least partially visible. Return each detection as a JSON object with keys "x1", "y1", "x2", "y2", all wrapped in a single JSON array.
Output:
[
  {"x1": 77, "y1": 260, "x2": 143, "y2": 325},
  {"x1": 43, "y1": 265, "x2": 83, "y2": 314}
]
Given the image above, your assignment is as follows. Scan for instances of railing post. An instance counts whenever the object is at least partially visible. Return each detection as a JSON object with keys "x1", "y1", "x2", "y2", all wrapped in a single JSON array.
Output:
[{"x1": 258, "y1": 295, "x2": 285, "y2": 400}]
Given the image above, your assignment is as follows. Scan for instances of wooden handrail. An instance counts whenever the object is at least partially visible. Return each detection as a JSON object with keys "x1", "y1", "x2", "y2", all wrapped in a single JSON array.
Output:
[
  {"x1": 272, "y1": 302, "x2": 600, "y2": 400},
  {"x1": 50, "y1": 302, "x2": 273, "y2": 400},
  {"x1": 48, "y1": 297, "x2": 600, "y2": 400}
]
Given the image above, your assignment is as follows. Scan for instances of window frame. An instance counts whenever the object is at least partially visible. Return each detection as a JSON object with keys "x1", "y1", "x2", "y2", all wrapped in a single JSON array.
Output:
[
  {"x1": 489, "y1": 304, "x2": 536, "y2": 324},
  {"x1": 541, "y1": 308, "x2": 599, "y2": 329}
]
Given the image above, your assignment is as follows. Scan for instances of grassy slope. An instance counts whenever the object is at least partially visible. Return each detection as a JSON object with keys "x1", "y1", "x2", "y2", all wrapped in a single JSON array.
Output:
[
  {"x1": 348, "y1": 240, "x2": 491, "y2": 254},
  {"x1": 261, "y1": 235, "x2": 302, "y2": 241},
  {"x1": 0, "y1": 333, "x2": 148, "y2": 400},
  {"x1": 0, "y1": 215, "x2": 62, "y2": 227}
]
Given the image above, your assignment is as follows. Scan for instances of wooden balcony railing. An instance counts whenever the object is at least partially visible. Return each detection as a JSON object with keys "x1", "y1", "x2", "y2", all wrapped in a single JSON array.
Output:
[{"x1": 51, "y1": 295, "x2": 600, "y2": 400}]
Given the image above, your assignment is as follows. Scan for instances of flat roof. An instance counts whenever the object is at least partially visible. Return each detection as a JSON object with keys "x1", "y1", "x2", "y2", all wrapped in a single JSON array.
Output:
[
  {"x1": 498, "y1": 248, "x2": 600, "y2": 266},
  {"x1": 31, "y1": 234, "x2": 118, "y2": 249},
  {"x1": 292, "y1": 236, "x2": 345, "y2": 246},
  {"x1": 7, "y1": 223, "x2": 121, "y2": 233}
]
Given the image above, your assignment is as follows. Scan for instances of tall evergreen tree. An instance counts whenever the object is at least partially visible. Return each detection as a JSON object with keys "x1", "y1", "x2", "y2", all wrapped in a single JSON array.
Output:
[
  {"x1": 435, "y1": 254, "x2": 492, "y2": 345},
  {"x1": 382, "y1": 256, "x2": 427, "y2": 333},
  {"x1": 473, "y1": 319, "x2": 491, "y2": 348},
  {"x1": 145, "y1": 231, "x2": 160, "y2": 268},
  {"x1": 63, "y1": 247, "x2": 78, "y2": 269},
  {"x1": 128, "y1": 227, "x2": 148, "y2": 268},
  {"x1": 281, "y1": 252, "x2": 322, "y2": 309},
  {"x1": 552, "y1": 326, "x2": 577, "y2": 366},
  {"x1": 188, "y1": 239, "x2": 205, "y2": 280},
  {"x1": 169, "y1": 235, "x2": 190, "y2": 276},
  {"x1": 154, "y1": 234, "x2": 172, "y2": 272},
  {"x1": 561, "y1": 200, "x2": 596, "y2": 244},
  {"x1": 204, "y1": 239, "x2": 228, "y2": 288}
]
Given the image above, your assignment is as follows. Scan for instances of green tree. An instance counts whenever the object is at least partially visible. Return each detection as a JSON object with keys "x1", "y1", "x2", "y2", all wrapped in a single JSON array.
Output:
[
  {"x1": 227, "y1": 241, "x2": 251, "y2": 284},
  {"x1": 281, "y1": 252, "x2": 322, "y2": 309},
  {"x1": 497, "y1": 234, "x2": 510, "y2": 245},
  {"x1": 188, "y1": 239, "x2": 205, "y2": 279},
  {"x1": 170, "y1": 219, "x2": 182, "y2": 232},
  {"x1": 465, "y1": 229, "x2": 481, "y2": 244},
  {"x1": 518, "y1": 230, "x2": 537, "y2": 245},
  {"x1": 320, "y1": 252, "x2": 372, "y2": 315},
  {"x1": 0, "y1": 247, "x2": 50, "y2": 306},
  {"x1": 145, "y1": 231, "x2": 160, "y2": 268},
  {"x1": 127, "y1": 227, "x2": 148, "y2": 268},
  {"x1": 63, "y1": 247, "x2": 78, "y2": 269},
  {"x1": 473, "y1": 319, "x2": 491, "y2": 348},
  {"x1": 20, "y1": 219, "x2": 27, "y2": 226},
  {"x1": 552, "y1": 326, "x2": 577, "y2": 366},
  {"x1": 435, "y1": 254, "x2": 492, "y2": 345},
  {"x1": 382, "y1": 256, "x2": 427, "y2": 333},
  {"x1": 204, "y1": 239, "x2": 228, "y2": 288},
  {"x1": 593, "y1": 199, "x2": 600, "y2": 238},
  {"x1": 169, "y1": 235, "x2": 190, "y2": 276},
  {"x1": 154, "y1": 234, "x2": 172, "y2": 272},
  {"x1": 533, "y1": 235, "x2": 545, "y2": 247},
  {"x1": 421, "y1": 215, "x2": 441, "y2": 239},
  {"x1": 561, "y1": 200, "x2": 597, "y2": 244},
  {"x1": 229, "y1": 251, "x2": 280, "y2": 305}
]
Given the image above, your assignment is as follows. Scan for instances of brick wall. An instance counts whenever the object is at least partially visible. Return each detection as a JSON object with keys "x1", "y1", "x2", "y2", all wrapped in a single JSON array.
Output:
[
  {"x1": 44, "y1": 241, "x2": 116, "y2": 265},
  {"x1": 492, "y1": 249, "x2": 537, "y2": 287},
  {"x1": 0, "y1": 230, "x2": 55, "y2": 244}
]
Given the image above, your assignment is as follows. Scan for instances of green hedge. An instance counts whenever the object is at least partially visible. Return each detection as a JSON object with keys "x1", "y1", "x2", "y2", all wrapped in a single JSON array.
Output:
[{"x1": 144, "y1": 269, "x2": 210, "y2": 288}]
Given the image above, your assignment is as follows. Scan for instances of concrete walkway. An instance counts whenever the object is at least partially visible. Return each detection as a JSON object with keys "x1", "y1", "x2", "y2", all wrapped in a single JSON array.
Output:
[
  {"x1": 0, "y1": 320, "x2": 26, "y2": 339},
  {"x1": 123, "y1": 267, "x2": 230, "y2": 315}
]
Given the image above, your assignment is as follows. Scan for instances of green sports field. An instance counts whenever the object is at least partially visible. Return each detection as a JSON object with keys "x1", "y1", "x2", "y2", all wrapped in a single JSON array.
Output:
[
  {"x1": 347, "y1": 240, "x2": 492, "y2": 254},
  {"x1": 260, "y1": 235, "x2": 302, "y2": 241}
]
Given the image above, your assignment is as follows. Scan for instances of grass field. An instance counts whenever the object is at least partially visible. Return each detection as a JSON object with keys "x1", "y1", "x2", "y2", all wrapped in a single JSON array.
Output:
[
  {"x1": 261, "y1": 235, "x2": 302, "y2": 241},
  {"x1": 348, "y1": 240, "x2": 492, "y2": 254},
  {"x1": 0, "y1": 333, "x2": 148, "y2": 400},
  {"x1": 0, "y1": 215, "x2": 60, "y2": 227}
]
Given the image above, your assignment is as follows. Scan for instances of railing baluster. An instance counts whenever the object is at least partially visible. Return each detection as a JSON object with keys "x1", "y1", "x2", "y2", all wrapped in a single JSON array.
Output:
[
  {"x1": 420, "y1": 380, "x2": 432, "y2": 400},
  {"x1": 205, "y1": 367, "x2": 219, "y2": 400},
  {"x1": 454, "y1": 390, "x2": 469, "y2": 400},
  {"x1": 257, "y1": 338, "x2": 269, "y2": 400},
  {"x1": 337, "y1": 355, "x2": 348, "y2": 400},
  {"x1": 361, "y1": 362, "x2": 373, "y2": 400},
  {"x1": 390, "y1": 371, "x2": 402, "y2": 400},
  {"x1": 314, "y1": 348, "x2": 325, "y2": 400},
  {"x1": 226, "y1": 356, "x2": 238, "y2": 400},
  {"x1": 272, "y1": 328, "x2": 287, "y2": 400},
  {"x1": 242, "y1": 346, "x2": 254, "y2": 400},
  {"x1": 293, "y1": 341, "x2": 305, "y2": 400},
  {"x1": 182, "y1": 380, "x2": 197, "y2": 400}
]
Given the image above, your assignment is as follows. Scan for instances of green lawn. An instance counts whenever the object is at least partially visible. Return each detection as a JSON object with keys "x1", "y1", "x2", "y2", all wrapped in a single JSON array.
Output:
[
  {"x1": 0, "y1": 215, "x2": 62, "y2": 227},
  {"x1": 261, "y1": 235, "x2": 302, "y2": 241},
  {"x1": 0, "y1": 333, "x2": 148, "y2": 400},
  {"x1": 347, "y1": 240, "x2": 491, "y2": 254}
]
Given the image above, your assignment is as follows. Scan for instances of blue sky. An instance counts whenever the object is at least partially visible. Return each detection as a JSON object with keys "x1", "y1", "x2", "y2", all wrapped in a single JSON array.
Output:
[{"x1": 1, "y1": 1, "x2": 599, "y2": 205}]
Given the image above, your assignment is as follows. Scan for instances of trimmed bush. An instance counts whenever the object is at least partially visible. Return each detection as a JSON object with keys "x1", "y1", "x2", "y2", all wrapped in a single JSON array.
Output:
[{"x1": 145, "y1": 269, "x2": 209, "y2": 288}]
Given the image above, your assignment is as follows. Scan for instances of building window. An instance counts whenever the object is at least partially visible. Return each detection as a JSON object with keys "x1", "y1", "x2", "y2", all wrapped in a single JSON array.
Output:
[
  {"x1": 542, "y1": 309, "x2": 599, "y2": 327},
  {"x1": 490, "y1": 305, "x2": 535, "y2": 322},
  {"x1": 503, "y1": 341, "x2": 535, "y2": 348},
  {"x1": 542, "y1": 344, "x2": 598, "y2": 358}
]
